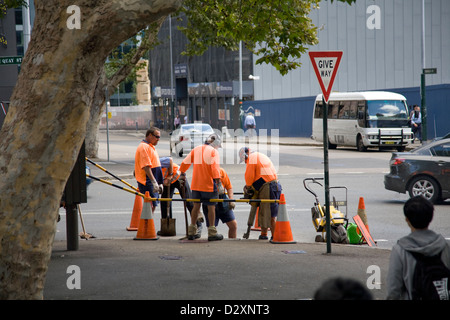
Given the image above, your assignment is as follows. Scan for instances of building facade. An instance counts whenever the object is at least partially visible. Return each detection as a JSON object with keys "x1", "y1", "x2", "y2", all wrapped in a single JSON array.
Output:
[{"x1": 246, "y1": 0, "x2": 450, "y2": 138}]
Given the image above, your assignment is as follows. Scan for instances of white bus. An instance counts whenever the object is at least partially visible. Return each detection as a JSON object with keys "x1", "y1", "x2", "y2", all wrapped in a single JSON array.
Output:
[{"x1": 311, "y1": 91, "x2": 413, "y2": 152}]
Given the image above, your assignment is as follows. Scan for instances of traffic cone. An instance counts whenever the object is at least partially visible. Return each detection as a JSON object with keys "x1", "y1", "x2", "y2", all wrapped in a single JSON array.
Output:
[
  {"x1": 251, "y1": 208, "x2": 261, "y2": 231},
  {"x1": 134, "y1": 192, "x2": 159, "y2": 240},
  {"x1": 270, "y1": 194, "x2": 296, "y2": 244},
  {"x1": 357, "y1": 197, "x2": 369, "y2": 234},
  {"x1": 126, "y1": 194, "x2": 142, "y2": 231}
]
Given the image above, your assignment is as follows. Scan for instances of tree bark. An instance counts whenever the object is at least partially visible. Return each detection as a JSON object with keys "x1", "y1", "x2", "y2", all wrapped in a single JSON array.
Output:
[
  {"x1": 85, "y1": 24, "x2": 162, "y2": 158},
  {"x1": 0, "y1": 0, "x2": 180, "y2": 300}
]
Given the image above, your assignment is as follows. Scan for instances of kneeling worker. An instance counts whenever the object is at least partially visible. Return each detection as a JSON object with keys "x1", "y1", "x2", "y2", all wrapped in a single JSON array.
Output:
[
  {"x1": 239, "y1": 147, "x2": 282, "y2": 240},
  {"x1": 203, "y1": 167, "x2": 237, "y2": 238}
]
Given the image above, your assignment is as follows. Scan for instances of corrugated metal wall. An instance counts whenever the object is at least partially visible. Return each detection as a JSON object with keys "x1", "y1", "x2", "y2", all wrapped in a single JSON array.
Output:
[{"x1": 253, "y1": 0, "x2": 450, "y2": 100}]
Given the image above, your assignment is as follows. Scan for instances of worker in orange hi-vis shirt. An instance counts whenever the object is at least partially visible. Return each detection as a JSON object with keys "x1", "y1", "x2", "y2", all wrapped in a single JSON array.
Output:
[
  {"x1": 179, "y1": 134, "x2": 224, "y2": 241},
  {"x1": 202, "y1": 167, "x2": 237, "y2": 238},
  {"x1": 239, "y1": 147, "x2": 282, "y2": 240},
  {"x1": 134, "y1": 127, "x2": 163, "y2": 211}
]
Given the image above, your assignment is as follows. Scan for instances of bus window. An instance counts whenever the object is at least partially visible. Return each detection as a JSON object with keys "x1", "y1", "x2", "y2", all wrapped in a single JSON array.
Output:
[
  {"x1": 314, "y1": 102, "x2": 323, "y2": 118},
  {"x1": 367, "y1": 100, "x2": 408, "y2": 120},
  {"x1": 349, "y1": 101, "x2": 358, "y2": 119},
  {"x1": 357, "y1": 102, "x2": 365, "y2": 128},
  {"x1": 329, "y1": 102, "x2": 338, "y2": 119},
  {"x1": 338, "y1": 101, "x2": 350, "y2": 119}
]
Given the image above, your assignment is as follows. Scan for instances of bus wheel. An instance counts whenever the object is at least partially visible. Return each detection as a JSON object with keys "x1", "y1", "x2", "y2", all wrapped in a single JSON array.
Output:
[{"x1": 357, "y1": 136, "x2": 367, "y2": 152}]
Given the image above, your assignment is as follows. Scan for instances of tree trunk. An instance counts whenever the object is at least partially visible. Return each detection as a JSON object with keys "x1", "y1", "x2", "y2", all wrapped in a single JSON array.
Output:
[
  {"x1": 0, "y1": 0, "x2": 180, "y2": 300},
  {"x1": 85, "y1": 25, "x2": 162, "y2": 159}
]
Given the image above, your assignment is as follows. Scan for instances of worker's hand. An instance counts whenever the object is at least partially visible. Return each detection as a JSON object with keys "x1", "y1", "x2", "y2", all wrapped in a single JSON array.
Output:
[
  {"x1": 163, "y1": 177, "x2": 171, "y2": 187},
  {"x1": 178, "y1": 173, "x2": 186, "y2": 186},
  {"x1": 217, "y1": 182, "x2": 225, "y2": 195},
  {"x1": 158, "y1": 184, "x2": 164, "y2": 194},
  {"x1": 228, "y1": 201, "x2": 235, "y2": 210},
  {"x1": 151, "y1": 180, "x2": 159, "y2": 193}
]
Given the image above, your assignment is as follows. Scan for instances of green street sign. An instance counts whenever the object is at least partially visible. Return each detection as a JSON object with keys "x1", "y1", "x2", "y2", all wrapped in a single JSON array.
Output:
[
  {"x1": 0, "y1": 56, "x2": 23, "y2": 65},
  {"x1": 423, "y1": 68, "x2": 437, "y2": 75}
]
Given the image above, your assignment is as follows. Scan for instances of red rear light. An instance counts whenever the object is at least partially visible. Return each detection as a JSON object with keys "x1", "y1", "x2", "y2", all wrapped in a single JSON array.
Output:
[{"x1": 391, "y1": 158, "x2": 405, "y2": 166}]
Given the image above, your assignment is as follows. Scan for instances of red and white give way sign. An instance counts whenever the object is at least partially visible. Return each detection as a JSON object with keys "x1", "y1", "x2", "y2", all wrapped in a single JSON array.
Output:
[{"x1": 308, "y1": 51, "x2": 343, "y2": 103}]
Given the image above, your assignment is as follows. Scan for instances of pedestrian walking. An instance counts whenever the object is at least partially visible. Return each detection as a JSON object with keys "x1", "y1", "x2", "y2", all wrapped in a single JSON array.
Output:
[
  {"x1": 239, "y1": 147, "x2": 282, "y2": 240},
  {"x1": 202, "y1": 167, "x2": 237, "y2": 238},
  {"x1": 134, "y1": 127, "x2": 163, "y2": 210},
  {"x1": 179, "y1": 134, "x2": 224, "y2": 241},
  {"x1": 387, "y1": 196, "x2": 450, "y2": 300}
]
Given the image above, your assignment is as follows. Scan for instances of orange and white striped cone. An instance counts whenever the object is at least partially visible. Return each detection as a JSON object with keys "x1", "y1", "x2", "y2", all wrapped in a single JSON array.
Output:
[
  {"x1": 134, "y1": 192, "x2": 159, "y2": 240},
  {"x1": 270, "y1": 194, "x2": 296, "y2": 244},
  {"x1": 356, "y1": 197, "x2": 369, "y2": 235},
  {"x1": 126, "y1": 194, "x2": 142, "y2": 231}
]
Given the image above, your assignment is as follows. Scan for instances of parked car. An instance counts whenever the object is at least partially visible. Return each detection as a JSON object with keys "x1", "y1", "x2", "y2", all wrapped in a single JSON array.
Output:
[
  {"x1": 384, "y1": 138, "x2": 450, "y2": 203},
  {"x1": 170, "y1": 123, "x2": 217, "y2": 157}
]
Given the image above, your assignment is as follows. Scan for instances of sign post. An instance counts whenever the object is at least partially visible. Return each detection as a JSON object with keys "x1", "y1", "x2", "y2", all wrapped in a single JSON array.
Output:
[{"x1": 309, "y1": 51, "x2": 343, "y2": 254}]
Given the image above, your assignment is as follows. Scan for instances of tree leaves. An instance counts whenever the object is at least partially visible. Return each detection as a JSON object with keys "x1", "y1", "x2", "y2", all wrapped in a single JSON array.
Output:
[{"x1": 179, "y1": 0, "x2": 356, "y2": 75}]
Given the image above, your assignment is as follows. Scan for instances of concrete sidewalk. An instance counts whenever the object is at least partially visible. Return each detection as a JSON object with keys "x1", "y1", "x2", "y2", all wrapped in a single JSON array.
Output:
[{"x1": 45, "y1": 237, "x2": 391, "y2": 300}]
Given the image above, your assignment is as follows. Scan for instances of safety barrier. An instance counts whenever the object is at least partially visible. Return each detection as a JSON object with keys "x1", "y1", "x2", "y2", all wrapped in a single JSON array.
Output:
[{"x1": 86, "y1": 173, "x2": 280, "y2": 204}]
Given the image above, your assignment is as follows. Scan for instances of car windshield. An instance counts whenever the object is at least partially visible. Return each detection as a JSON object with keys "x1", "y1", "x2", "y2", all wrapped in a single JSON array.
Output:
[
  {"x1": 180, "y1": 124, "x2": 213, "y2": 133},
  {"x1": 367, "y1": 100, "x2": 408, "y2": 120}
]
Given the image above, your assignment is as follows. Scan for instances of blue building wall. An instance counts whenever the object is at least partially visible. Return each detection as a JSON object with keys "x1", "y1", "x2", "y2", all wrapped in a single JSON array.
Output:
[{"x1": 243, "y1": 84, "x2": 449, "y2": 138}]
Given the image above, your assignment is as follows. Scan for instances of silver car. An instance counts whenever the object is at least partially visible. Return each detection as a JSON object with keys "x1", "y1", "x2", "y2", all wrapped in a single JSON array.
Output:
[{"x1": 170, "y1": 123, "x2": 216, "y2": 157}]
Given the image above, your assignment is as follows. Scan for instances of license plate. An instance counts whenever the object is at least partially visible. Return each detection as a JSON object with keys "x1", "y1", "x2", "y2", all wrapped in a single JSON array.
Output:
[{"x1": 384, "y1": 141, "x2": 394, "y2": 145}]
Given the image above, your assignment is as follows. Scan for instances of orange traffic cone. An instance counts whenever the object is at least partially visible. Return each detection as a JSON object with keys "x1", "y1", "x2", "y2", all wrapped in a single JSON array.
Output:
[
  {"x1": 270, "y1": 194, "x2": 296, "y2": 244},
  {"x1": 356, "y1": 197, "x2": 369, "y2": 235},
  {"x1": 251, "y1": 208, "x2": 261, "y2": 231},
  {"x1": 126, "y1": 194, "x2": 143, "y2": 231},
  {"x1": 134, "y1": 192, "x2": 159, "y2": 240}
]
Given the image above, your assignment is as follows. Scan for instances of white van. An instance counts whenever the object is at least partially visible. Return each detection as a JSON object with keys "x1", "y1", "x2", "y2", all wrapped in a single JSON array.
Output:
[{"x1": 311, "y1": 91, "x2": 413, "y2": 152}]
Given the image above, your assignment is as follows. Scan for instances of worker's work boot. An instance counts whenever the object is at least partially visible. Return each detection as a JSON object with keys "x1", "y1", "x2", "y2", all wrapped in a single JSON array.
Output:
[
  {"x1": 207, "y1": 226, "x2": 223, "y2": 241},
  {"x1": 188, "y1": 224, "x2": 197, "y2": 240}
]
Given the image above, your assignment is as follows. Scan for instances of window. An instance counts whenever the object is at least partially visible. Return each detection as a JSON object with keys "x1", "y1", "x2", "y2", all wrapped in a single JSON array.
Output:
[
  {"x1": 431, "y1": 143, "x2": 450, "y2": 157},
  {"x1": 338, "y1": 101, "x2": 350, "y2": 119},
  {"x1": 367, "y1": 100, "x2": 408, "y2": 120},
  {"x1": 314, "y1": 102, "x2": 323, "y2": 119}
]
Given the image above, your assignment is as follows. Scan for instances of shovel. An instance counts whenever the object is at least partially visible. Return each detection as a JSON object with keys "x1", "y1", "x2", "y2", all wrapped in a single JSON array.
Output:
[{"x1": 78, "y1": 204, "x2": 96, "y2": 239}]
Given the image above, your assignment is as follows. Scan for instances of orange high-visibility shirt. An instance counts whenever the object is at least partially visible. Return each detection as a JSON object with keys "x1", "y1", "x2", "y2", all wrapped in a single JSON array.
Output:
[
  {"x1": 244, "y1": 152, "x2": 277, "y2": 186},
  {"x1": 161, "y1": 162, "x2": 181, "y2": 184},
  {"x1": 219, "y1": 167, "x2": 232, "y2": 190},
  {"x1": 134, "y1": 140, "x2": 161, "y2": 185},
  {"x1": 179, "y1": 144, "x2": 220, "y2": 192}
]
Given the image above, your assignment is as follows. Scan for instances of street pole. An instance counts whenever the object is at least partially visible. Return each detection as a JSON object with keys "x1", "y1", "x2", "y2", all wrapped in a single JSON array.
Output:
[
  {"x1": 239, "y1": 41, "x2": 243, "y2": 128},
  {"x1": 169, "y1": 15, "x2": 175, "y2": 130},
  {"x1": 420, "y1": 0, "x2": 428, "y2": 141},
  {"x1": 322, "y1": 96, "x2": 331, "y2": 254}
]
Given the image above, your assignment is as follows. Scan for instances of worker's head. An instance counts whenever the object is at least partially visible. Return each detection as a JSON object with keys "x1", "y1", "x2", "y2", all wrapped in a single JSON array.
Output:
[
  {"x1": 403, "y1": 196, "x2": 434, "y2": 230},
  {"x1": 239, "y1": 147, "x2": 249, "y2": 163},
  {"x1": 145, "y1": 127, "x2": 161, "y2": 145},
  {"x1": 205, "y1": 134, "x2": 221, "y2": 149}
]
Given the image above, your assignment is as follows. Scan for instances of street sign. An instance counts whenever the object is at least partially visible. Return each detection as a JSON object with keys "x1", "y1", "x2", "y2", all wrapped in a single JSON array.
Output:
[
  {"x1": 308, "y1": 51, "x2": 343, "y2": 254},
  {"x1": 0, "y1": 56, "x2": 23, "y2": 65},
  {"x1": 308, "y1": 51, "x2": 343, "y2": 103},
  {"x1": 423, "y1": 68, "x2": 437, "y2": 75}
]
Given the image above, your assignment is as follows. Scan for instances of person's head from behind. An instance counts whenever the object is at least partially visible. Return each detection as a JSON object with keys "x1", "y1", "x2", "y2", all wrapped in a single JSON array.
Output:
[
  {"x1": 403, "y1": 196, "x2": 434, "y2": 230},
  {"x1": 314, "y1": 277, "x2": 372, "y2": 300}
]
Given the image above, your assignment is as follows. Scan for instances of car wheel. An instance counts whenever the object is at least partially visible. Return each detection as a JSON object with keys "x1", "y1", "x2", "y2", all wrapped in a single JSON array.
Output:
[
  {"x1": 408, "y1": 176, "x2": 440, "y2": 203},
  {"x1": 357, "y1": 135, "x2": 367, "y2": 152},
  {"x1": 178, "y1": 149, "x2": 183, "y2": 157}
]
